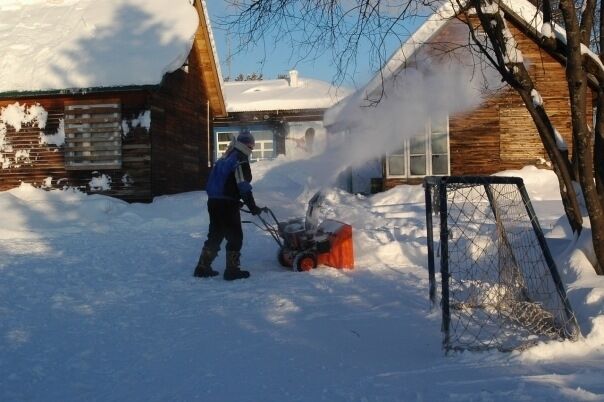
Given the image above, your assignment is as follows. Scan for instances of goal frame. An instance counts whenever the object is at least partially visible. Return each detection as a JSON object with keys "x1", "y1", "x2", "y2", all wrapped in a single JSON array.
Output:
[{"x1": 424, "y1": 175, "x2": 579, "y2": 351}]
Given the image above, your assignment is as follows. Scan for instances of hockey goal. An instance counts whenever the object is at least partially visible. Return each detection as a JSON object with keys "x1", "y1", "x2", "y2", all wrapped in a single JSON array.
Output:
[{"x1": 424, "y1": 176, "x2": 579, "y2": 352}]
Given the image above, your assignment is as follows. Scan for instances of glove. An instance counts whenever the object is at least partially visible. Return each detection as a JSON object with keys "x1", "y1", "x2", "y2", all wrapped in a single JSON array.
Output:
[{"x1": 251, "y1": 205, "x2": 264, "y2": 216}]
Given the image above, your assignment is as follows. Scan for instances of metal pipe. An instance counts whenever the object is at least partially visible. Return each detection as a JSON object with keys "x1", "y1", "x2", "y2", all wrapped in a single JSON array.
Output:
[{"x1": 207, "y1": 100, "x2": 211, "y2": 167}]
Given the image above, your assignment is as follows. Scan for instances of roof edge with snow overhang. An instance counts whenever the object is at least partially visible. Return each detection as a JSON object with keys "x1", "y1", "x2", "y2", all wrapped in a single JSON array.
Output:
[{"x1": 0, "y1": 85, "x2": 158, "y2": 99}]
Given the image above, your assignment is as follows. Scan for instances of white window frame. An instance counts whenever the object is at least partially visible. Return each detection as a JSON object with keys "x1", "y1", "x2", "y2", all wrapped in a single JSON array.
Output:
[
  {"x1": 214, "y1": 129, "x2": 275, "y2": 162},
  {"x1": 250, "y1": 132, "x2": 274, "y2": 161},
  {"x1": 215, "y1": 130, "x2": 237, "y2": 160},
  {"x1": 386, "y1": 116, "x2": 450, "y2": 178}
]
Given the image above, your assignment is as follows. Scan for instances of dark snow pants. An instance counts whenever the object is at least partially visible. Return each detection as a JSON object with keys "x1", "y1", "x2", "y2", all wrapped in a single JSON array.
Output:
[{"x1": 203, "y1": 198, "x2": 243, "y2": 253}]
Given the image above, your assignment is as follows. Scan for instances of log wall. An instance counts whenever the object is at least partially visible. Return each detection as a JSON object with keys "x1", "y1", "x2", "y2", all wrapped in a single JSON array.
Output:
[
  {"x1": 150, "y1": 41, "x2": 213, "y2": 195},
  {"x1": 0, "y1": 92, "x2": 152, "y2": 202}
]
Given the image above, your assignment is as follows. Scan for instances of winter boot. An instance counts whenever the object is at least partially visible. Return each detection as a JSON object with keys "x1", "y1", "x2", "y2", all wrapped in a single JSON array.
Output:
[
  {"x1": 193, "y1": 247, "x2": 219, "y2": 278},
  {"x1": 223, "y1": 251, "x2": 250, "y2": 281}
]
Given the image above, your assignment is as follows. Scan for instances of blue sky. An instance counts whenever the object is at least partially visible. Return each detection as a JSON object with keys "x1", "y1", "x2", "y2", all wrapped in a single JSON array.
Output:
[{"x1": 206, "y1": 2, "x2": 378, "y2": 89}]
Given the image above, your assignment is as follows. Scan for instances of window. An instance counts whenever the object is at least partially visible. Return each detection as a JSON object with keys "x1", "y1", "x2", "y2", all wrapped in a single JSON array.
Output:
[
  {"x1": 430, "y1": 116, "x2": 449, "y2": 175},
  {"x1": 249, "y1": 130, "x2": 274, "y2": 161},
  {"x1": 64, "y1": 100, "x2": 122, "y2": 170},
  {"x1": 387, "y1": 146, "x2": 405, "y2": 176},
  {"x1": 285, "y1": 121, "x2": 325, "y2": 156},
  {"x1": 386, "y1": 115, "x2": 449, "y2": 178},
  {"x1": 215, "y1": 130, "x2": 237, "y2": 160},
  {"x1": 409, "y1": 135, "x2": 427, "y2": 176},
  {"x1": 214, "y1": 128, "x2": 275, "y2": 161}
]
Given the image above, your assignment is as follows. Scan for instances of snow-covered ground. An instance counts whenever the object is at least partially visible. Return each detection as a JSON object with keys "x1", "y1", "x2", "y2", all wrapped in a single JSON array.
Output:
[{"x1": 2, "y1": 159, "x2": 604, "y2": 402}]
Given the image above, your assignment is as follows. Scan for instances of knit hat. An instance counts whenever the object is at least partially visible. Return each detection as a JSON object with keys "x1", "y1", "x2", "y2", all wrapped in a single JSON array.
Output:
[{"x1": 237, "y1": 129, "x2": 255, "y2": 149}]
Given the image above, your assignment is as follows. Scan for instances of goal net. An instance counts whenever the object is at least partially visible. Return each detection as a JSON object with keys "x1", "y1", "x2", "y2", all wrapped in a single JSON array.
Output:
[{"x1": 424, "y1": 176, "x2": 579, "y2": 352}]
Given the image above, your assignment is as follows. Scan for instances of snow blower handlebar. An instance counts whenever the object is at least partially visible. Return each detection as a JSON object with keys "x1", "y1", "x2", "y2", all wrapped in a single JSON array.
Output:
[{"x1": 241, "y1": 206, "x2": 284, "y2": 248}]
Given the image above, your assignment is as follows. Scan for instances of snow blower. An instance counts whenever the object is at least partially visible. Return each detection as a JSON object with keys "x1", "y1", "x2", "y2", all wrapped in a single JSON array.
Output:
[{"x1": 245, "y1": 191, "x2": 354, "y2": 272}]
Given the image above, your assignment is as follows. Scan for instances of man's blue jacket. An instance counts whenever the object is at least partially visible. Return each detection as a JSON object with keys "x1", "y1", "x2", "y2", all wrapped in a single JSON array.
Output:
[{"x1": 206, "y1": 141, "x2": 258, "y2": 210}]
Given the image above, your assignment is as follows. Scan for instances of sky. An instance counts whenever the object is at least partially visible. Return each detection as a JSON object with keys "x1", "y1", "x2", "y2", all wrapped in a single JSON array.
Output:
[
  {"x1": 206, "y1": 1, "x2": 353, "y2": 85},
  {"x1": 206, "y1": 1, "x2": 421, "y2": 89}
]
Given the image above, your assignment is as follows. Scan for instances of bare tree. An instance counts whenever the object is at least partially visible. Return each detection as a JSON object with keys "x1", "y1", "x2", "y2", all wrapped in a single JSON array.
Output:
[
  {"x1": 223, "y1": 0, "x2": 604, "y2": 274},
  {"x1": 462, "y1": 0, "x2": 604, "y2": 274}
]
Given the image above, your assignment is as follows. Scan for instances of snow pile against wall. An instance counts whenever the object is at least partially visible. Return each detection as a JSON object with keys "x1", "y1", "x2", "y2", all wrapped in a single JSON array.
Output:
[
  {"x1": 122, "y1": 110, "x2": 151, "y2": 136},
  {"x1": 0, "y1": 102, "x2": 56, "y2": 169},
  {"x1": 89, "y1": 174, "x2": 112, "y2": 192},
  {"x1": 0, "y1": 0, "x2": 198, "y2": 92},
  {"x1": 39, "y1": 120, "x2": 65, "y2": 147},
  {"x1": 0, "y1": 103, "x2": 47, "y2": 133}
]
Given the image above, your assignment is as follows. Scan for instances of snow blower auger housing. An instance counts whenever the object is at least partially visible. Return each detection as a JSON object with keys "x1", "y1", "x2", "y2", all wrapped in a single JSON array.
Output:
[{"x1": 252, "y1": 192, "x2": 354, "y2": 272}]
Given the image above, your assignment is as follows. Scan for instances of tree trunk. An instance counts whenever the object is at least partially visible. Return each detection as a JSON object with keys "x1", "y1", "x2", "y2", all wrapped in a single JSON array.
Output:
[
  {"x1": 466, "y1": 1, "x2": 586, "y2": 234},
  {"x1": 560, "y1": 0, "x2": 604, "y2": 274},
  {"x1": 514, "y1": 85, "x2": 584, "y2": 234}
]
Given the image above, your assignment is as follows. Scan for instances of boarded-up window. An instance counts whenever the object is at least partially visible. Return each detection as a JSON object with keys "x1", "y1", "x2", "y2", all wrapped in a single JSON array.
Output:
[{"x1": 64, "y1": 100, "x2": 122, "y2": 170}]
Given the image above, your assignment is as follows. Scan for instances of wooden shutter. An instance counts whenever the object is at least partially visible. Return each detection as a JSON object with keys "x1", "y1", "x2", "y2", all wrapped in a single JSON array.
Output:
[{"x1": 64, "y1": 99, "x2": 122, "y2": 170}]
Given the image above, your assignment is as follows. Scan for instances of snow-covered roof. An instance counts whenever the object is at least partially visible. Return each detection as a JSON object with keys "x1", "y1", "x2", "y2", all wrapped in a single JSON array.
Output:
[
  {"x1": 0, "y1": 0, "x2": 200, "y2": 93},
  {"x1": 223, "y1": 72, "x2": 351, "y2": 113}
]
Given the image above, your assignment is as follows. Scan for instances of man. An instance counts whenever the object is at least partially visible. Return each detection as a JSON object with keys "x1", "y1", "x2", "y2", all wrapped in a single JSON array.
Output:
[{"x1": 194, "y1": 129, "x2": 264, "y2": 281}]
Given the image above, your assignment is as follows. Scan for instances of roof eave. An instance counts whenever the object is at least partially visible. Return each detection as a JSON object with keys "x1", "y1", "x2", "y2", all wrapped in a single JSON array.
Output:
[
  {"x1": 0, "y1": 85, "x2": 157, "y2": 100},
  {"x1": 195, "y1": 0, "x2": 227, "y2": 117}
]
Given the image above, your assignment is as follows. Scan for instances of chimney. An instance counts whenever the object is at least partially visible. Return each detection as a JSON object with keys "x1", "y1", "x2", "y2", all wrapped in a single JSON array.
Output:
[{"x1": 288, "y1": 70, "x2": 299, "y2": 87}]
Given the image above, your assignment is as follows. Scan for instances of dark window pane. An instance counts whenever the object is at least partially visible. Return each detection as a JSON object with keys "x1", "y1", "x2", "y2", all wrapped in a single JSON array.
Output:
[
  {"x1": 410, "y1": 135, "x2": 425, "y2": 154},
  {"x1": 388, "y1": 155, "x2": 405, "y2": 175},
  {"x1": 218, "y1": 132, "x2": 234, "y2": 142},
  {"x1": 431, "y1": 132, "x2": 448, "y2": 154},
  {"x1": 252, "y1": 130, "x2": 273, "y2": 141},
  {"x1": 431, "y1": 116, "x2": 447, "y2": 134},
  {"x1": 410, "y1": 155, "x2": 426, "y2": 175},
  {"x1": 432, "y1": 154, "x2": 448, "y2": 175}
]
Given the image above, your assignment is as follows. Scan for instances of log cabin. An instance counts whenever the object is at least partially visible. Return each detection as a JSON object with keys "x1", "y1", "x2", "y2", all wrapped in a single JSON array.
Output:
[
  {"x1": 324, "y1": 0, "x2": 592, "y2": 194},
  {"x1": 0, "y1": 0, "x2": 226, "y2": 202}
]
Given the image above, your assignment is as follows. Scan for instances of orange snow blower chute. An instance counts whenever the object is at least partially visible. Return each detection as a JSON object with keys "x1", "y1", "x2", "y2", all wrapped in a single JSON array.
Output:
[
  {"x1": 314, "y1": 219, "x2": 354, "y2": 270},
  {"x1": 246, "y1": 191, "x2": 354, "y2": 272}
]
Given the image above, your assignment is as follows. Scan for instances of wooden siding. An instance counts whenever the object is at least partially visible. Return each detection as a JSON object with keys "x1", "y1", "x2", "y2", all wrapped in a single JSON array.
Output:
[
  {"x1": 499, "y1": 104, "x2": 547, "y2": 167},
  {"x1": 0, "y1": 92, "x2": 152, "y2": 202},
  {"x1": 450, "y1": 98, "x2": 502, "y2": 175},
  {"x1": 151, "y1": 38, "x2": 212, "y2": 195}
]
